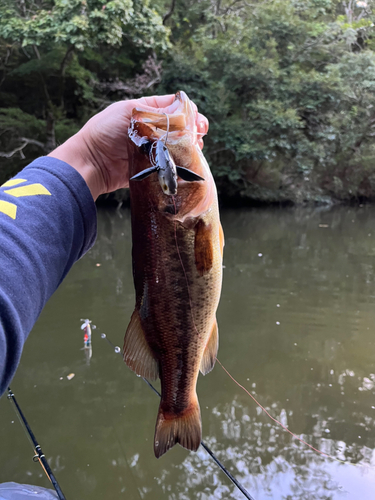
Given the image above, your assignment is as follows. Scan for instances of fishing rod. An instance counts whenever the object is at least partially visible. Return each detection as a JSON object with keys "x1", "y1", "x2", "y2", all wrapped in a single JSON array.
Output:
[
  {"x1": 7, "y1": 387, "x2": 66, "y2": 500},
  {"x1": 97, "y1": 330, "x2": 256, "y2": 500}
]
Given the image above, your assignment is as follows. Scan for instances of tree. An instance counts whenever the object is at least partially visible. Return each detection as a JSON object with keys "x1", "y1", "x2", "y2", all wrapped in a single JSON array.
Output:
[
  {"x1": 159, "y1": 0, "x2": 375, "y2": 202},
  {"x1": 2, "y1": 0, "x2": 375, "y2": 203},
  {"x1": 0, "y1": 0, "x2": 169, "y2": 174}
]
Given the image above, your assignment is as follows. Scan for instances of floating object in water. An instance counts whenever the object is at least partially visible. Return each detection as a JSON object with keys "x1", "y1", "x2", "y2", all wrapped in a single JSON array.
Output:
[{"x1": 80, "y1": 319, "x2": 95, "y2": 365}]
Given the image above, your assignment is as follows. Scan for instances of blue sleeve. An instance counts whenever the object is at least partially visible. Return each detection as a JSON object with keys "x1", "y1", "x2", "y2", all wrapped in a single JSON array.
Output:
[{"x1": 0, "y1": 156, "x2": 97, "y2": 395}]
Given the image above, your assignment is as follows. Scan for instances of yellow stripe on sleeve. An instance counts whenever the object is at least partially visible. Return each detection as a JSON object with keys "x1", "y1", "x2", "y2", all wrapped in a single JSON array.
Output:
[
  {"x1": 0, "y1": 200, "x2": 17, "y2": 219},
  {"x1": 4, "y1": 184, "x2": 51, "y2": 197},
  {"x1": 1, "y1": 179, "x2": 27, "y2": 188}
]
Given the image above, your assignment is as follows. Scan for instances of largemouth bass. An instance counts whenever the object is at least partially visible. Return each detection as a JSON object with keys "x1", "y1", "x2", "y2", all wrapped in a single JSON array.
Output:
[{"x1": 123, "y1": 91, "x2": 224, "y2": 458}]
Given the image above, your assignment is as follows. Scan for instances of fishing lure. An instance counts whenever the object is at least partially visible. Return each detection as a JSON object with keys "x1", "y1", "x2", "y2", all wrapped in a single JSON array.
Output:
[
  {"x1": 80, "y1": 319, "x2": 95, "y2": 364},
  {"x1": 130, "y1": 113, "x2": 204, "y2": 195}
]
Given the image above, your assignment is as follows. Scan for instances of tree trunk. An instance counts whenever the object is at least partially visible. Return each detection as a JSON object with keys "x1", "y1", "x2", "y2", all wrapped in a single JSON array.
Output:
[{"x1": 45, "y1": 110, "x2": 56, "y2": 152}]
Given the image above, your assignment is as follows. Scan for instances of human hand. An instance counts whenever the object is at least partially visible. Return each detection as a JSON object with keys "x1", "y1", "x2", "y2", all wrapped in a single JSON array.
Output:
[{"x1": 48, "y1": 95, "x2": 209, "y2": 201}]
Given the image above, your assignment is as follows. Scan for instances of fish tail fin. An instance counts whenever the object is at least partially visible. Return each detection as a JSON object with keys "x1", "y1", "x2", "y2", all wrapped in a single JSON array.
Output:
[{"x1": 154, "y1": 396, "x2": 201, "y2": 458}]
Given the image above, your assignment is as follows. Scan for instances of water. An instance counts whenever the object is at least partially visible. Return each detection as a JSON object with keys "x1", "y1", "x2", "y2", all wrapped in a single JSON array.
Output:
[{"x1": 1, "y1": 205, "x2": 375, "y2": 500}]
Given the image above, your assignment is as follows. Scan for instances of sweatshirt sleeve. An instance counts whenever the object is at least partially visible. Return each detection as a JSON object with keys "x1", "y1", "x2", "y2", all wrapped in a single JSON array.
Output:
[{"x1": 0, "y1": 156, "x2": 97, "y2": 395}]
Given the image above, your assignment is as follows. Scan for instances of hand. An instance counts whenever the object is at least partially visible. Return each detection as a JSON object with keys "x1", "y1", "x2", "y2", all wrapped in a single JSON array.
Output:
[{"x1": 48, "y1": 95, "x2": 209, "y2": 201}]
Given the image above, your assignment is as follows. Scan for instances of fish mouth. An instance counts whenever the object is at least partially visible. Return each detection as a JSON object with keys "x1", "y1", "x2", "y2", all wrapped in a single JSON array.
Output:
[
  {"x1": 128, "y1": 91, "x2": 198, "y2": 170},
  {"x1": 130, "y1": 91, "x2": 194, "y2": 139}
]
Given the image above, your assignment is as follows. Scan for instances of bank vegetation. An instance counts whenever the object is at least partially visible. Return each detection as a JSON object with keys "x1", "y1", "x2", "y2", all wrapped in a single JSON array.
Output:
[{"x1": 1, "y1": 0, "x2": 375, "y2": 204}]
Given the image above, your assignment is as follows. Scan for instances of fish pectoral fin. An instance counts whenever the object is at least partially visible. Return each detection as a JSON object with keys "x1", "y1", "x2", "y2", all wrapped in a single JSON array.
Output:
[
  {"x1": 123, "y1": 309, "x2": 159, "y2": 381},
  {"x1": 154, "y1": 396, "x2": 201, "y2": 458},
  {"x1": 176, "y1": 166, "x2": 205, "y2": 182},
  {"x1": 219, "y1": 223, "x2": 225, "y2": 257},
  {"x1": 200, "y1": 319, "x2": 219, "y2": 376},
  {"x1": 195, "y1": 220, "x2": 214, "y2": 276},
  {"x1": 130, "y1": 166, "x2": 158, "y2": 181}
]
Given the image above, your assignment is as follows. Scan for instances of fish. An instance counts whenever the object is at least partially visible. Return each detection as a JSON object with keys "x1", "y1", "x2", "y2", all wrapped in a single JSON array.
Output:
[{"x1": 123, "y1": 91, "x2": 224, "y2": 458}]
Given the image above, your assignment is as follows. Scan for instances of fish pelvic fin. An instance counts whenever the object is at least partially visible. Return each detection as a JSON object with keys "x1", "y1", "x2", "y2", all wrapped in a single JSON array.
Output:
[
  {"x1": 200, "y1": 318, "x2": 219, "y2": 375},
  {"x1": 154, "y1": 397, "x2": 201, "y2": 458},
  {"x1": 123, "y1": 309, "x2": 159, "y2": 381}
]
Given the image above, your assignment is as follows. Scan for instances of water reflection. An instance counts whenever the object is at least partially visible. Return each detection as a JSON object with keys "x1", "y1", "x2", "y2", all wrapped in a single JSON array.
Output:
[{"x1": 1, "y1": 205, "x2": 375, "y2": 499}]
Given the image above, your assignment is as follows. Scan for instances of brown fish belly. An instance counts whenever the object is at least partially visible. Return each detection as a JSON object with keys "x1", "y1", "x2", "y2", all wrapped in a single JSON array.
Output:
[{"x1": 123, "y1": 92, "x2": 223, "y2": 458}]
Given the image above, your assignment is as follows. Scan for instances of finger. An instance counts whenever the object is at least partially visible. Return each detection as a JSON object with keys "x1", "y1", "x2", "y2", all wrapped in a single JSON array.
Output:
[
  {"x1": 197, "y1": 113, "x2": 209, "y2": 136},
  {"x1": 112, "y1": 96, "x2": 177, "y2": 127},
  {"x1": 139, "y1": 94, "x2": 176, "y2": 110},
  {"x1": 190, "y1": 100, "x2": 198, "y2": 114}
]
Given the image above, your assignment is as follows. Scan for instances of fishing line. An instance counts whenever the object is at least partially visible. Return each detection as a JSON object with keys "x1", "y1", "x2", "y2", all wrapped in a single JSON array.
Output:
[
  {"x1": 155, "y1": 195, "x2": 254, "y2": 498},
  {"x1": 171, "y1": 196, "x2": 201, "y2": 339},
  {"x1": 95, "y1": 330, "x2": 255, "y2": 500},
  {"x1": 7, "y1": 387, "x2": 67, "y2": 500},
  {"x1": 99, "y1": 332, "x2": 121, "y2": 353},
  {"x1": 142, "y1": 370, "x2": 250, "y2": 496},
  {"x1": 162, "y1": 112, "x2": 170, "y2": 144},
  {"x1": 170, "y1": 185, "x2": 373, "y2": 470},
  {"x1": 215, "y1": 358, "x2": 375, "y2": 469}
]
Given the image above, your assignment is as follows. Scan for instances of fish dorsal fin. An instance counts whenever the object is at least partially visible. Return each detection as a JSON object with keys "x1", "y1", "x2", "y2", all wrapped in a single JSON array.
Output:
[
  {"x1": 123, "y1": 309, "x2": 159, "y2": 381},
  {"x1": 200, "y1": 319, "x2": 219, "y2": 375}
]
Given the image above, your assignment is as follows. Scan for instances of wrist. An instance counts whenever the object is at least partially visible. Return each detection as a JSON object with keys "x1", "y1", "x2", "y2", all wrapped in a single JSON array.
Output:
[{"x1": 48, "y1": 132, "x2": 105, "y2": 201}]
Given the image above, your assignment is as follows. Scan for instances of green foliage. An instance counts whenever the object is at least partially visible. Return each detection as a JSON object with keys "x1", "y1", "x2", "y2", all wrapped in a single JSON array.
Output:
[
  {"x1": 0, "y1": 108, "x2": 46, "y2": 183},
  {"x1": 0, "y1": 0, "x2": 170, "y2": 50},
  {"x1": 2, "y1": 0, "x2": 375, "y2": 203},
  {"x1": 0, "y1": 107, "x2": 45, "y2": 137},
  {"x1": 0, "y1": 0, "x2": 169, "y2": 169},
  {"x1": 158, "y1": 0, "x2": 375, "y2": 203}
]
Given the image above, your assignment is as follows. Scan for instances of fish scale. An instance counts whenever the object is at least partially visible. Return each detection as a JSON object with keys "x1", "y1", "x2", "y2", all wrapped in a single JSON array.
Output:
[{"x1": 123, "y1": 91, "x2": 224, "y2": 458}]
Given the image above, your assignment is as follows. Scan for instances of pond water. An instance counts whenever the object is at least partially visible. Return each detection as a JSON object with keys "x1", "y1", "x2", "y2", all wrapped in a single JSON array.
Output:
[{"x1": 1, "y1": 205, "x2": 375, "y2": 500}]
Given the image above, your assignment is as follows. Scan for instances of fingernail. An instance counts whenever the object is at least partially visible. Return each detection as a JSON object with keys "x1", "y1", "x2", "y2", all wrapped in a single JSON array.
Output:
[{"x1": 198, "y1": 121, "x2": 205, "y2": 132}]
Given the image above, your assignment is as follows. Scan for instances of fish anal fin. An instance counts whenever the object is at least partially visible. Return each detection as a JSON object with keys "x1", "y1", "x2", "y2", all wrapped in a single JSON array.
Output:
[
  {"x1": 123, "y1": 309, "x2": 159, "y2": 381},
  {"x1": 200, "y1": 319, "x2": 219, "y2": 375},
  {"x1": 154, "y1": 396, "x2": 201, "y2": 458},
  {"x1": 194, "y1": 220, "x2": 214, "y2": 276}
]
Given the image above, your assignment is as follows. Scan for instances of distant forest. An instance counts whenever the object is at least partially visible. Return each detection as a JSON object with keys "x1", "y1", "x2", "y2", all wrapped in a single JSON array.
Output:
[{"x1": 1, "y1": 0, "x2": 375, "y2": 204}]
